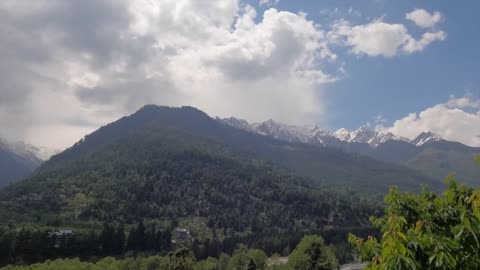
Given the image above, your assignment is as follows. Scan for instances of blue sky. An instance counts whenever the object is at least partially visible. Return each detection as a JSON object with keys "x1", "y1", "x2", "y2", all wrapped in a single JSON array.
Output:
[
  {"x1": 0, "y1": 0, "x2": 479, "y2": 148},
  {"x1": 253, "y1": 0, "x2": 480, "y2": 130}
]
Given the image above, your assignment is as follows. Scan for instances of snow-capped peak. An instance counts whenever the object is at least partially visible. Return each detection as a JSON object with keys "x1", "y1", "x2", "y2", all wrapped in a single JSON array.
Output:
[
  {"x1": 334, "y1": 128, "x2": 351, "y2": 142},
  {"x1": 350, "y1": 126, "x2": 378, "y2": 144},
  {"x1": 217, "y1": 117, "x2": 253, "y2": 132},
  {"x1": 382, "y1": 132, "x2": 411, "y2": 144},
  {"x1": 216, "y1": 117, "x2": 439, "y2": 148},
  {"x1": 0, "y1": 137, "x2": 60, "y2": 161},
  {"x1": 256, "y1": 119, "x2": 281, "y2": 129},
  {"x1": 412, "y1": 132, "x2": 443, "y2": 146},
  {"x1": 254, "y1": 119, "x2": 313, "y2": 143},
  {"x1": 335, "y1": 126, "x2": 410, "y2": 147}
]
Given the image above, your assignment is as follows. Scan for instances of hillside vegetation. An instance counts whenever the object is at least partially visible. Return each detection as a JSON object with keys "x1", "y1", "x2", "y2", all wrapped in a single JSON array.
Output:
[
  {"x1": 39, "y1": 106, "x2": 438, "y2": 192},
  {"x1": 0, "y1": 106, "x2": 445, "y2": 267}
]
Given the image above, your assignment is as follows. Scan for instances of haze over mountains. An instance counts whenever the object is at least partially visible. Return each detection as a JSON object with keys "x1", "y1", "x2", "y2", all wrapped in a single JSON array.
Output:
[{"x1": 0, "y1": 138, "x2": 59, "y2": 187}]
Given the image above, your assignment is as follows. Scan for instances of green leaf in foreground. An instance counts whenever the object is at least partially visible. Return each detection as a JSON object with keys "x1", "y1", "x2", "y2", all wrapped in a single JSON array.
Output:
[{"x1": 349, "y1": 176, "x2": 480, "y2": 270}]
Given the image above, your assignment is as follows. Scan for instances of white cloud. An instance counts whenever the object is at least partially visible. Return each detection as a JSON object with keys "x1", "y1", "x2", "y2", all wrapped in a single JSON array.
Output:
[
  {"x1": 259, "y1": 0, "x2": 280, "y2": 6},
  {"x1": 328, "y1": 17, "x2": 446, "y2": 57},
  {"x1": 446, "y1": 95, "x2": 480, "y2": 109},
  {"x1": 406, "y1": 9, "x2": 443, "y2": 28},
  {"x1": 0, "y1": 2, "x2": 451, "y2": 149},
  {"x1": 164, "y1": 7, "x2": 337, "y2": 123},
  {"x1": 329, "y1": 19, "x2": 410, "y2": 57},
  {"x1": 0, "y1": 0, "x2": 338, "y2": 149},
  {"x1": 403, "y1": 31, "x2": 446, "y2": 53},
  {"x1": 380, "y1": 96, "x2": 480, "y2": 147}
]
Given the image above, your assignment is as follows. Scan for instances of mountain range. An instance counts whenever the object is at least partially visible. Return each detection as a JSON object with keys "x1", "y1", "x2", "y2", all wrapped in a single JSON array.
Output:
[
  {"x1": 218, "y1": 117, "x2": 440, "y2": 147},
  {"x1": 1, "y1": 106, "x2": 477, "y2": 191},
  {"x1": 33, "y1": 105, "x2": 435, "y2": 192},
  {"x1": 0, "y1": 105, "x2": 437, "y2": 220},
  {"x1": 219, "y1": 117, "x2": 480, "y2": 187},
  {"x1": 2, "y1": 104, "x2": 477, "y2": 257},
  {"x1": 0, "y1": 138, "x2": 59, "y2": 187},
  {"x1": 0, "y1": 105, "x2": 392, "y2": 252}
]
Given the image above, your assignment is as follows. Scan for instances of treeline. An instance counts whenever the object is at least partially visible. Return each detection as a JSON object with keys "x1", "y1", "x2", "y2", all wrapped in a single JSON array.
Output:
[
  {"x1": 0, "y1": 222, "x2": 375, "y2": 267},
  {"x1": 0, "y1": 129, "x2": 381, "y2": 266},
  {"x1": 0, "y1": 127, "x2": 382, "y2": 268},
  {"x1": 1, "y1": 129, "x2": 382, "y2": 229},
  {"x1": 0, "y1": 222, "x2": 168, "y2": 267},
  {"x1": 0, "y1": 235, "x2": 339, "y2": 270}
]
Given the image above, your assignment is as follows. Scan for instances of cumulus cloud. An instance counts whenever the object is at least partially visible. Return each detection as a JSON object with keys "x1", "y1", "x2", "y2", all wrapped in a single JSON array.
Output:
[
  {"x1": 328, "y1": 9, "x2": 446, "y2": 57},
  {"x1": 329, "y1": 19, "x2": 411, "y2": 57},
  {"x1": 0, "y1": 2, "x2": 450, "y2": 149},
  {"x1": 380, "y1": 95, "x2": 480, "y2": 147},
  {"x1": 0, "y1": 0, "x2": 340, "y2": 149},
  {"x1": 406, "y1": 9, "x2": 443, "y2": 28},
  {"x1": 329, "y1": 20, "x2": 446, "y2": 57},
  {"x1": 402, "y1": 31, "x2": 446, "y2": 53},
  {"x1": 446, "y1": 95, "x2": 480, "y2": 109}
]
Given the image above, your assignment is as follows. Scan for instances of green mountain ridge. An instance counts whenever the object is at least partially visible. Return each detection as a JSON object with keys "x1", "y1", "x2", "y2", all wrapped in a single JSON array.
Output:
[
  {"x1": 404, "y1": 141, "x2": 480, "y2": 187},
  {"x1": 347, "y1": 139, "x2": 480, "y2": 187},
  {"x1": 0, "y1": 105, "x2": 449, "y2": 263},
  {"x1": 38, "y1": 105, "x2": 439, "y2": 192},
  {"x1": 0, "y1": 124, "x2": 381, "y2": 256}
]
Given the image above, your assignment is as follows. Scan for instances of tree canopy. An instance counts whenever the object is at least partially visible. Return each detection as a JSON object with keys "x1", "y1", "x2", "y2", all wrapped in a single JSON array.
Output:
[
  {"x1": 349, "y1": 176, "x2": 480, "y2": 269},
  {"x1": 286, "y1": 235, "x2": 338, "y2": 270}
]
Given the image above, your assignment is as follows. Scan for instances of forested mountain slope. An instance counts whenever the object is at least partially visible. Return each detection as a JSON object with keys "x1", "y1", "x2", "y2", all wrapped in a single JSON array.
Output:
[
  {"x1": 38, "y1": 105, "x2": 438, "y2": 192},
  {"x1": 0, "y1": 127, "x2": 382, "y2": 253},
  {"x1": 0, "y1": 105, "x2": 442, "y2": 259}
]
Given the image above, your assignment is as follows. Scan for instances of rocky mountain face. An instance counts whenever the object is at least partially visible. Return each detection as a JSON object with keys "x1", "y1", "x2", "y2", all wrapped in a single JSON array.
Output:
[
  {"x1": 218, "y1": 117, "x2": 479, "y2": 186},
  {"x1": 411, "y1": 132, "x2": 443, "y2": 146}
]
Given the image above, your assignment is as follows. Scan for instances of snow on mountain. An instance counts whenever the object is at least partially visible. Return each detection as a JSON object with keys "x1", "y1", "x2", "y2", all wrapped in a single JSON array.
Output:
[
  {"x1": 217, "y1": 117, "x2": 255, "y2": 132},
  {"x1": 218, "y1": 117, "x2": 418, "y2": 148},
  {"x1": 347, "y1": 126, "x2": 411, "y2": 146},
  {"x1": 314, "y1": 126, "x2": 411, "y2": 147},
  {"x1": 252, "y1": 119, "x2": 315, "y2": 143},
  {"x1": 0, "y1": 138, "x2": 59, "y2": 162},
  {"x1": 350, "y1": 126, "x2": 378, "y2": 144},
  {"x1": 333, "y1": 128, "x2": 351, "y2": 142},
  {"x1": 310, "y1": 129, "x2": 337, "y2": 145},
  {"x1": 411, "y1": 132, "x2": 443, "y2": 146}
]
